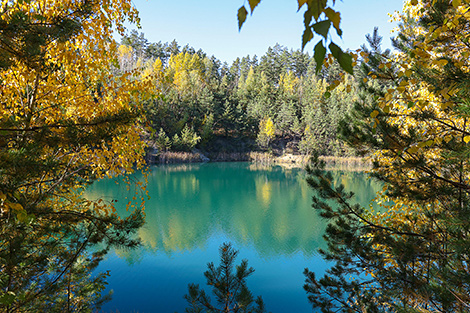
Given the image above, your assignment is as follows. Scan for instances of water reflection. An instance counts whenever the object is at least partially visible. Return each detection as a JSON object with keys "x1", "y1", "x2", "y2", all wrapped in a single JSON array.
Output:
[
  {"x1": 86, "y1": 163, "x2": 381, "y2": 260},
  {"x1": 86, "y1": 162, "x2": 383, "y2": 313}
]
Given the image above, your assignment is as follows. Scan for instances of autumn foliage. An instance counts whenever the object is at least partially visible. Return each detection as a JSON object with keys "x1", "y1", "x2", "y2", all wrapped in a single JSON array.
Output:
[
  {"x1": 304, "y1": 0, "x2": 470, "y2": 311},
  {"x1": 0, "y1": 0, "x2": 150, "y2": 310}
]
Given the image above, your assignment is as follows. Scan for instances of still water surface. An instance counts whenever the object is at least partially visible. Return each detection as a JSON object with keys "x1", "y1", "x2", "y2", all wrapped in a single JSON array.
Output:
[{"x1": 85, "y1": 162, "x2": 381, "y2": 313}]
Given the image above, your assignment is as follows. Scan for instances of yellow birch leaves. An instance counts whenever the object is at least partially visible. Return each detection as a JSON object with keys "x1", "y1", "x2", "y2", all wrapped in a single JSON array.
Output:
[{"x1": 0, "y1": 0, "x2": 152, "y2": 219}]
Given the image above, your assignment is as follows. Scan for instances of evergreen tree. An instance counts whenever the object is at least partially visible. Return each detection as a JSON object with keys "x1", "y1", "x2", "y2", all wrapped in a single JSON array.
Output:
[
  {"x1": 221, "y1": 101, "x2": 237, "y2": 136},
  {"x1": 121, "y1": 30, "x2": 149, "y2": 60},
  {"x1": 259, "y1": 44, "x2": 287, "y2": 85},
  {"x1": 146, "y1": 41, "x2": 171, "y2": 64},
  {"x1": 304, "y1": 1, "x2": 470, "y2": 311},
  {"x1": 290, "y1": 50, "x2": 310, "y2": 78},
  {"x1": 229, "y1": 57, "x2": 242, "y2": 86},
  {"x1": 155, "y1": 128, "x2": 172, "y2": 152},
  {"x1": 166, "y1": 39, "x2": 181, "y2": 56},
  {"x1": 184, "y1": 243, "x2": 267, "y2": 313}
]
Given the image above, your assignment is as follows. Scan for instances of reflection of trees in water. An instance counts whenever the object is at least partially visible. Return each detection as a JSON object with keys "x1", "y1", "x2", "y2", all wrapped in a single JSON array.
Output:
[
  {"x1": 330, "y1": 170, "x2": 383, "y2": 210},
  {"x1": 87, "y1": 164, "x2": 382, "y2": 260}
]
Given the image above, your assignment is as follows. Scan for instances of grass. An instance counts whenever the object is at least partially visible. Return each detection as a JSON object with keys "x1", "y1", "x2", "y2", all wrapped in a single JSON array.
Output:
[
  {"x1": 153, "y1": 151, "x2": 369, "y2": 171},
  {"x1": 157, "y1": 151, "x2": 206, "y2": 164},
  {"x1": 319, "y1": 156, "x2": 371, "y2": 171}
]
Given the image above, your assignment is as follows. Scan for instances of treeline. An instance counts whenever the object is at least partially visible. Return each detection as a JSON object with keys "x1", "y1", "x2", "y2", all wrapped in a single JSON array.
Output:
[{"x1": 118, "y1": 31, "x2": 359, "y2": 156}]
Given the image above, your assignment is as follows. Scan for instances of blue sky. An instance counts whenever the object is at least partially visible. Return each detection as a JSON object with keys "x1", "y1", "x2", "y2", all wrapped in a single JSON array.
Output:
[{"x1": 125, "y1": 0, "x2": 404, "y2": 63}]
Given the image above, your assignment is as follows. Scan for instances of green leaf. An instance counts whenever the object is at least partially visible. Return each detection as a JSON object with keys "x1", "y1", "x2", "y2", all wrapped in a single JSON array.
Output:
[
  {"x1": 314, "y1": 41, "x2": 326, "y2": 74},
  {"x1": 32, "y1": 14, "x2": 47, "y2": 22},
  {"x1": 302, "y1": 27, "x2": 313, "y2": 50},
  {"x1": 312, "y1": 20, "x2": 331, "y2": 39},
  {"x1": 323, "y1": 91, "x2": 331, "y2": 98},
  {"x1": 328, "y1": 42, "x2": 353, "y2": 74},
  {"x1": 248, "y1": 0, "x2": 261, "y2": 14},
  {"x1": 17, "y1": 209, "x2": 28, "y2": 223},
  {"x1": 238, "y1": 6, "x2": 248, "y2": 31},
  {"x1": 303, "y1": 5, "x2": 313, "y2": 27},
  {"x1": 329, "y1": 42, "x2": 341, "y2": 59},
  {"x1": 0, "y1": 292, "x2": 15, "y2": 305},
  {"x1": 307, "y1": 0, "x2": 327, "y2": 20}
]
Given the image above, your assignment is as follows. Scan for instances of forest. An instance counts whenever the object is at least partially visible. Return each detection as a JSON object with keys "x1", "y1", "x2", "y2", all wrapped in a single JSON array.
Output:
[
  {"x1": 117, "y1": 31, "x2": 358, "y2": 159},
  {"x1": 2, "y1": 0, "x2": 470, "y2": 312}
]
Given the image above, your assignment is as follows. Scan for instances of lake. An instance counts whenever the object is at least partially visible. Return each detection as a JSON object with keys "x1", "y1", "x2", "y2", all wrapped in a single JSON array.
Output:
[{"x1": 85, "y1": 162, "x2": 381, "y2": 313}]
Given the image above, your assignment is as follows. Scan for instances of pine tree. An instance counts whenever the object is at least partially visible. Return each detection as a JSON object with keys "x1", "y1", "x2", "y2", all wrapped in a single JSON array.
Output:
[
  {"x1": 304, "y1": 1, "x2": 470, "y2": 311},
  {"x1": 184, "y1": 243, "x2": 268, "y2": 313}
]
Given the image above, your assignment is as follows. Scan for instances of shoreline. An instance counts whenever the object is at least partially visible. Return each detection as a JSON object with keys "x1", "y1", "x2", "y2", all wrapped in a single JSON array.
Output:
[{"x1": 147, "y1": 151, "x2": 369, "y2": 170}]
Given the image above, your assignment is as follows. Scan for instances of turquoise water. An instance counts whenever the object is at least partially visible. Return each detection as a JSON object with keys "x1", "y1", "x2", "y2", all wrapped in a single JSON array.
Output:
[{"x1": 85, "y1": 162, "x2": 381, "y2": 313}]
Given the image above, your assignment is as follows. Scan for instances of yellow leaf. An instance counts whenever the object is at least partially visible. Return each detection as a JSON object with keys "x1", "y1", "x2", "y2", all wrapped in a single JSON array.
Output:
[
  {"x1": 17, "y1": 210, "x2": 28, "y2": 223},
  {"x1": 9, "y1": 203, "x2": 24, "y2": 212},
  {"x1": 441, "y1": 102, "x2": 450, "y2": 110},
  {"x1": 297, "y1": 0, "x2": 307, "y2": 10},
  {"x1": 237, "y1": 6, "x2": 248, "y2": 30},
  {"x1": 324, "y1": 8, "x2": 341, "y2": 32},
  {"x1": 370, "y1": 110, "x2": 379, "y2": 118},
  {"x1": 248, "y1": 0, "x2": 261, "y2": 13},
  {"x1": 464, "y1": 136, "x2": 470, "y2": 143},
  {"x1": 437, "y1": 59, "x2": 448, "y2": 67},
  {"x1": 441, "y1": 89, "x2": 450, "y2": 100}
]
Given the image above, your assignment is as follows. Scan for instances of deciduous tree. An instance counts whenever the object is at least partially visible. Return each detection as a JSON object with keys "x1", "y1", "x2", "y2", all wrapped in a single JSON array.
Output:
[
  {"x1": 256, "y1": 117, "x2": 275, "y2": 149},
  {"x1": 0, "y1": 0, "x2": 150, "y2": 310}
]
